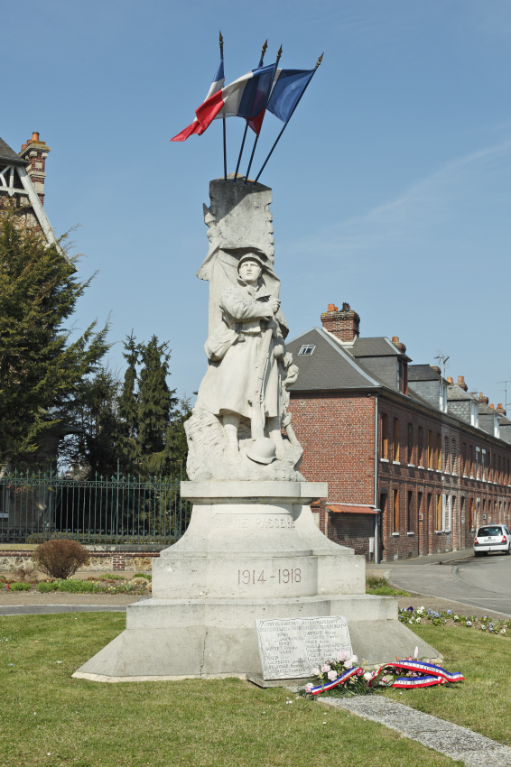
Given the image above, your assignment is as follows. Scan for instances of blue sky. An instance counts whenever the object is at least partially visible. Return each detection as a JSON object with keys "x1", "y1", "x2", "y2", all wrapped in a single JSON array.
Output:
[{"x1": 2, "y1": 0, "x2": 511, "y2": 406}]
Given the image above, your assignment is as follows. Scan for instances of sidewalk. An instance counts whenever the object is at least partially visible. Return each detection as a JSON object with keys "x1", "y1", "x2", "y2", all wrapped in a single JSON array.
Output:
[{"x1": 369, "y1": 547, "x2": 474, "y2": 571}]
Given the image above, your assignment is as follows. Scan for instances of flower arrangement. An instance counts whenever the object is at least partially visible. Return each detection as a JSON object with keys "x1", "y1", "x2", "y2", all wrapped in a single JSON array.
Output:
[
  {"x1": 304, "y1": 648, "x2": 464, "y2": 697},
  {"x1": 398, "y1": 606, "x2": 511, "y2": 634}
]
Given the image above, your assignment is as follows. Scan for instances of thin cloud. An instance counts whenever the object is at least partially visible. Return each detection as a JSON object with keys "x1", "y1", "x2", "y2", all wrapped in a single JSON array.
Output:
[{"x1": 287, "y1": 136, "x2": 511, "y2": 261}]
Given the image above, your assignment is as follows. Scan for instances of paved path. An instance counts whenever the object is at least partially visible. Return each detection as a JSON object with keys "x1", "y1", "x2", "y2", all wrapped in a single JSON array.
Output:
[
  {"x1": 386, "y1": 553, "x2": 511, "y2": 617},
  {"x1": 322, "y1": 696, "x2": 511, "y2": 766},
  {"x1": 0, "y1": 605, "x2": 128, "y2": 616}
]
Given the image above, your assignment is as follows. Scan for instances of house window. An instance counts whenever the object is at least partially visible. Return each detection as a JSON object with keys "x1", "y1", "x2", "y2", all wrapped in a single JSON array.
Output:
[
  {"x1": 436, "y1": 434, "x2": 442, "y2": 470},
  {"x1": 436, "y1": 494, "x2": 442, "y2": 531},
  {"x1": 407, "y1": 424, "x2": 413, "y2": 464},
  {"x1": 444, "y1": 436, "x2": 449, "y2": 471},
  {"x1": 381, "y1": 414, "x2": 388, "y2": 459},
  {"x1": 461, "y1": 442, "x2": 466, "y2": 475},
  {"x1": 393, "y1": 489, "x2": 399, "y2": 533},
  {"x1": 298, "y1": 344, "x2": 316, "y2": 356},
  {"x1": 470, "y1": 445, "x2": 474, "y2": 476},
  {"x1": 418, "y1": 427, "x2": 424, "y2": 466},
  {"x1": 427, "y1": 493, "x2": 432, "y2": 528},
  {"x1": 498, "y1": 455, "x2": 501, "y2": 484},
  {"x1": 393, "y1": 419, "x2": 400, "y2": 462},
  {"x1": 446, "y1": 496, "x2": 454, "y2": 532},
  {"x1": 398, "y1": 360, "x2": 408, "y2": 395},
  {"x1": 482, "y1": 450, "x2": 486, "y2": 481},
  {"x1": 407, "y1": 491, "x2": 413, "y2": 532},
  {"x1": 428, "y1": 431, "x2": 433, "y2": 469},
  {"x1": 451, "y1": 439, "x2": 456, "y2": 473},
  {"x1": 475, "y1": 448, "x2": 480, "y2": 479}
]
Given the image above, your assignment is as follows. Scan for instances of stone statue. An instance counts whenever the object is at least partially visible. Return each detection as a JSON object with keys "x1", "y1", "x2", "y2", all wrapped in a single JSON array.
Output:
[{"x1": 185, "y1": 179, "x2": 303, "y2": 481}]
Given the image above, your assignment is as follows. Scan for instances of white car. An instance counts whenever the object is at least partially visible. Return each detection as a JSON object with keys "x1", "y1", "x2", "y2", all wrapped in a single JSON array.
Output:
[{"x1": 473, "y1": 525, "x2": 511, "y2": 556}]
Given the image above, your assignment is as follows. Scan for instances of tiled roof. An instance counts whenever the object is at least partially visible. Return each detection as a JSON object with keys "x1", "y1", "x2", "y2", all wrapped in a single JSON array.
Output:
[
  {"x1": 286, "y1": 327, "x2": 380, "y2": 391},
  {"x1": 408, "y1": 364, "x2": 441, "y2": 381},
  {"x1": 447, "y1": 385, "x2": 474, "y2": 401},
  {"x1": 352, "y1": 337, "x2": 400, "y2": 357},
  {"x1": 0, "y1": 136, "x2": 26, "y2": 167}
]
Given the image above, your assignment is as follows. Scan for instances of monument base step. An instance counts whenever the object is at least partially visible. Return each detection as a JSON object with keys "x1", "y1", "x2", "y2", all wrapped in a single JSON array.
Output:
[{"x1": 73, "y1": 594, "x2": 440, "y2": 681}]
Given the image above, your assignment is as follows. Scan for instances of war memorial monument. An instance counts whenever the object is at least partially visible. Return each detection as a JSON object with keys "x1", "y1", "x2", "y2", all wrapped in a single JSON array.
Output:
[{"x1": 74, "y1": 178, "x2": 438, "y2": 682}]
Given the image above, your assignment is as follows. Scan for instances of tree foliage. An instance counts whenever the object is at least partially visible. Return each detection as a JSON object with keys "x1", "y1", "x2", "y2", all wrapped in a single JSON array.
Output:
[{"x1": 0, "y1": 202, "x2": 110, "y2": 468}]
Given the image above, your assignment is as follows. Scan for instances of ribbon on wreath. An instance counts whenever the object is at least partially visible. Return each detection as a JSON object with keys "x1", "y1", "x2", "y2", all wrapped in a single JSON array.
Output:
[
  {"x1": 310, "y1": 667, "x2": 360, "y2": 696},
  {"x1": 368, "y1": 660, "x2": 464, "y2": 689}
]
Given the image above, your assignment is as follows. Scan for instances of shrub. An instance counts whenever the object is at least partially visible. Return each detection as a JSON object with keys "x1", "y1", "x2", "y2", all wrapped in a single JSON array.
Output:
[
  {"x1": 133, "y1": 573, "x2": 151, "y2": 580},
  {"x1": 15, "y1": 563, "x2": 39, "y2": 584},
  {"x1": 32, "y1": 539, "x2": 90, "y2": 580},
  {"x1": 37, "y1": 581, "x2": 58, "y2": 593},
  {"x1": 10, "y1": 582, "x2": 32, "y2": 591}
]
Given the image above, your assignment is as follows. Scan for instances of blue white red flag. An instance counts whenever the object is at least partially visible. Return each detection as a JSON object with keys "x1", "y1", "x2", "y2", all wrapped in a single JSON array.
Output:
[
  {"x1": 193, "y1": 63, "x2": 277, "y2": 136},
  {"x1": 266, "y1": 68, "x2": 315, "y2": 123},
  {"x1": 171, "y1": 58, "x2": 225, "y2": 142}
]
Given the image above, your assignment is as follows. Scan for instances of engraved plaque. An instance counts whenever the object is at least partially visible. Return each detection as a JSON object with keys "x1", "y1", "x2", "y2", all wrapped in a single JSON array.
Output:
[{"x1": 255, "y1": 616, "x2": 352, "y2": 680}]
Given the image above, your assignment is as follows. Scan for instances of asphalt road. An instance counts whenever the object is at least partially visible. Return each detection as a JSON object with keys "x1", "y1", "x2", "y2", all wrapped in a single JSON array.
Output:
[{"x1": 388, "y1": 552, "x2": 511, "y2": 616}]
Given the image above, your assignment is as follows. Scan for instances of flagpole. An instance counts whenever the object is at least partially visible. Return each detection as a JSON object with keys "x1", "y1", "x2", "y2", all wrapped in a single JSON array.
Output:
[
  {"x1": 244, "y1": 45, "x2": 282, "y2": 185},
  {"x1": 234, "y1": 40, "x2": 268, "y2": 183},
  {"x1": 219, "y1": 31, "x2": 227, "y2": 181},
  {"x1": 253, "y1": 53, "x2": 323, "y2": 185}
]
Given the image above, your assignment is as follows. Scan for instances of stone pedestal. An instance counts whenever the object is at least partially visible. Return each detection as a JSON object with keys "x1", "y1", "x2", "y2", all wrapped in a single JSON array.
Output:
[{"x1": 73, "y1": 482, "x2": 438, "y2": 681}]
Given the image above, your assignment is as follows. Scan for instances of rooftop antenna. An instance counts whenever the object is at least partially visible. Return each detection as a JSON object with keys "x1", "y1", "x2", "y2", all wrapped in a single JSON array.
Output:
[
  {"x1": 434, "y1": 352, "x2": 450, "y2": 380},
  {"x1": 498, "y1": 380, "x2": 511, "y2": 411}
]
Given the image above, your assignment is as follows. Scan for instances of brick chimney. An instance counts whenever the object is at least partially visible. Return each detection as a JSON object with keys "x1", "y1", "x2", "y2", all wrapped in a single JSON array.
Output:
[
  {"x1": 447, "y1": 376, "x2": 453, "y2": 384},
  {"x1": 478, "y1": 393, "x2": 489, "y2": 405},
  {"x1": 496, "y1": 403, "x2": 507, "y2": 416},
  {"x1": 320, "y1": 302, "x2": 360, "y2": 343},
  {"x1": 457, "y1": 375, "x2": 468, "y2": 391},
  {"x1": 19, "y1": 132, "x2": 51, "y2": 205},
  {"x1": 391, "y1": 336, "x2": 407, "y2": 354}
]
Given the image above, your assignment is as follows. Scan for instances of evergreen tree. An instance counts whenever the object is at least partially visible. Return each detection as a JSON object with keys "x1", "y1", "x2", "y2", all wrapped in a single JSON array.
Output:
[
  {"x1": 118, "y1": 332, "x2": 139, "y2": 438},
  {"x1": 0, "y1": 202, "x2": 110, "y2": 469},
  {"x1": 137, "y1": 336, "x2": 177, "y2": 460},
  {"x1": 118, "y1": 332, "x2": 139, "y2": 469},
  {"x1": 59, "y1": 367, "x2": 122, "y2": 478}
]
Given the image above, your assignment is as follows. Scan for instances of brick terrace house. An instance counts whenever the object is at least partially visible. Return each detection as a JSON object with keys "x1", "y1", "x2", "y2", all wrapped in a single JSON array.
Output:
[{"x1": 286, "y1": 303, "x2": 511, "y2": 562}]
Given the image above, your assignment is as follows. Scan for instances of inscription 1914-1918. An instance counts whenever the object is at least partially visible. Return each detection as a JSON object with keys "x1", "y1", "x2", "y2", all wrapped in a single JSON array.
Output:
[{"x1": 237, "y1": 568, "x2": 301, "y2": 585}]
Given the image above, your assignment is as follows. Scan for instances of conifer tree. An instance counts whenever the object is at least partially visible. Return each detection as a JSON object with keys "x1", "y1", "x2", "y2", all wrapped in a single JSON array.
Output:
[
  {"x1": 137, "y1": 336, "x2": 177, "y2": 460},
  {"x1": 0, "y1": 202, "x2": 110, "y2": 469}
]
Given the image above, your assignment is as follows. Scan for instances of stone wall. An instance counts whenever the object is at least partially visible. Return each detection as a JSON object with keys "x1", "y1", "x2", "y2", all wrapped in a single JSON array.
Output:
[{"x1": 0, "y1": 545, "x2": 165, "y2": 573}]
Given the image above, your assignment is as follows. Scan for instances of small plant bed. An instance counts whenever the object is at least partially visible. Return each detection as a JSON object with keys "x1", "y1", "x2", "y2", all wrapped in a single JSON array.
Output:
[
  {"x1": 398, "y1": 604, "x2": 511, "y2": 634},
  {"x1": 86, "y1": 573, "x2": 129, "y2": 581},
  {"x1": 0, "y1": 613, "x2": 462, "y2": 767},
  {"x1": 133, "y1": 572, "x2": 152, "y2": 579},
  {"x1": 3, "y1": 578, "x2": 148, "y2": 595},
  {"x1": 366, "y1": 575, "x2": 410, "y2": 597}
]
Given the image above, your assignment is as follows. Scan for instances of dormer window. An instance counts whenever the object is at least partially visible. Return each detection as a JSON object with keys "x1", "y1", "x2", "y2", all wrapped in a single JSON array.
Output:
[{"x1": 298, "y1": 344, "x2": 316, "y2": 356}]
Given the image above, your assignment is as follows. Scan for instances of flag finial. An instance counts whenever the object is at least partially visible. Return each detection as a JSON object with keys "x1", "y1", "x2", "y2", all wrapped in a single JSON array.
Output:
[
  {"x1": 260, "y1": 39, "x2": 268, "y2": 64},
  {"x1": 276, "y1": 45, "x2": 283, "y2": 66},
  {"x1": 219, "y1": 31, "x2": 224, "y2": 56},
  {"x1": 315, "y1": 52, "x2": 324, "y2": 70}
]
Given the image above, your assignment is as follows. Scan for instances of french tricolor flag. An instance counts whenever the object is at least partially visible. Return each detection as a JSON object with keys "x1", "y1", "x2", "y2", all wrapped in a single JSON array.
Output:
[
  {"x1": 172, "y1": 63, "x2": 277, "y2": 141},
  {"x1": 171, "y1": 58, "x2": 226, "y2": 142}
]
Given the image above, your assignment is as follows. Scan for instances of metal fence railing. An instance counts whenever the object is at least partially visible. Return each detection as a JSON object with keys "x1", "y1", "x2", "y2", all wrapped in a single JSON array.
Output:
[{"x1": 0, "y1": 469, "x2": 192, "y2": 546}]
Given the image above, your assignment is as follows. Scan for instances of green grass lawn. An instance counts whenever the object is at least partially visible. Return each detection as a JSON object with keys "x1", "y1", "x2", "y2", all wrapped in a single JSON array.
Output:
[
  {"x1": 1, "y1": 614, "x2": 461, "y2": 767},
  {"x1": 384, "y1": 622, "x2": 511, "y2": 746},
  {"x1": 366, "y1": 575, "x2": 410, "y2": 596}
]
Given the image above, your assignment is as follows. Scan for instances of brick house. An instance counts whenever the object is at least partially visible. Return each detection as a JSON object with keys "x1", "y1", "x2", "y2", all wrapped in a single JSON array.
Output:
[
  {"x1": 286, "y1": 303, "x2": 511, "y2": 562},
  {"x1": 0, "y1": 132, "x2": 55, "y2": 243}
]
